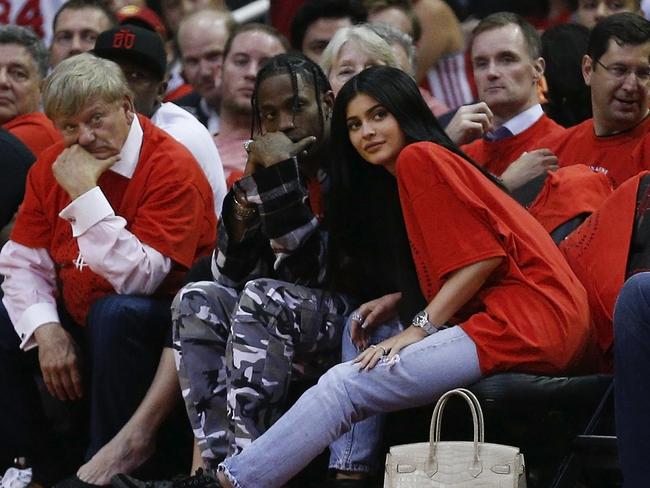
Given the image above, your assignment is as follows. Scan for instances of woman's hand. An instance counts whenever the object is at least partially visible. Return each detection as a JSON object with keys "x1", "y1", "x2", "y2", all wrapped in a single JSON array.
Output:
[
  {"x1": 352, "y1": 256, "x2": 505, "y2": 372},
  {"x1": 350, "y1": 292, "x2": 402, "y2": 349},
  {"x1": 354, "y1": 326, "x2": 426, "y2": 371}
]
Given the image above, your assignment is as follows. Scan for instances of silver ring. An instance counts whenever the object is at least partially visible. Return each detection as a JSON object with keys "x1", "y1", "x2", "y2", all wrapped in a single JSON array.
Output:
[
  {"x1": 350, "y1": 311, "x2": 364, "y2": 322},
  {"x1": 369, "y1": 345, "x2": 378, "y2": 349},
  {"x1": 378, "y1": 346, "x2": 387, "y2": 356}
]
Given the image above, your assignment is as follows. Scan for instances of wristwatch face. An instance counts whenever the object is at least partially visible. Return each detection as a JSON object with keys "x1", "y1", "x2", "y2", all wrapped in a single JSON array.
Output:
[
  {"x1": 412, "y1": 310, "x2": 436, "y2": 335},
  {"x1": 413, "y1": 310, "x2": 428, "y2": 327}
]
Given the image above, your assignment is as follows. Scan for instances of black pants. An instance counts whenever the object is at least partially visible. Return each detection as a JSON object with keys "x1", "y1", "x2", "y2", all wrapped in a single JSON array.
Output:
[{"x1": 0, "y1": 294, "x2": 171, "y2": 483}]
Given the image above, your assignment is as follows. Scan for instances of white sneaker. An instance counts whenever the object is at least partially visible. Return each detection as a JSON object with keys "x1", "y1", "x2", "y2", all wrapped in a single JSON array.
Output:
[{"x1": 0, "y1": 467, "x2": 32, "y2": 488}]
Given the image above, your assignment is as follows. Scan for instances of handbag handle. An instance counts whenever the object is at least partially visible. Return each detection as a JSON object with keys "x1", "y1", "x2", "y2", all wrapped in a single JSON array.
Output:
[
  {"x1": 425, "y1": 388, "x2": 486, "y2": 478},
  {"x1": 432, "y1": 388, "x2": 485, "y2": 443}
]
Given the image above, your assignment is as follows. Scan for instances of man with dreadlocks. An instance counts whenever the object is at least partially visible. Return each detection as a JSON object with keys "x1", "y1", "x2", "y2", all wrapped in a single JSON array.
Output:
[{"x1": 141, "y1": 52, "x2": 355, "y2": 478}]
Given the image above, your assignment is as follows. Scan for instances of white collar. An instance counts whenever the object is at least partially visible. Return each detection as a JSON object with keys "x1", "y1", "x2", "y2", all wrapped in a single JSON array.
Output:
[
  {"x1": 501, "y1": 104, "x2": 544, "y2": 136},
  {"x1": 109, "y1": 115, "x2": 143, "y2": 179}
]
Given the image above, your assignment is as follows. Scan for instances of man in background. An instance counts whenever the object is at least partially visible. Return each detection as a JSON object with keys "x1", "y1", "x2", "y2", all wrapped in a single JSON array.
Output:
[
  {"x1": 50, "y1": 0, "x2": 116, "y2": 67},
  {"x1": 575, "y1": 0, "x2": 642, "y2": 29},
  {"x1": 459, "y1": 12, "x2": 563, "y2": 190},
  {"x1": 290, "y1": 0, "x2": 366, "y2": 64},
  {"x1": 539, "y1": 12, "x2": 650, "y2": 188},
  {"x1": 175, "y1": 8, "x2": 236, "y2": 134},
  {"x1": 212, "y1": 23, "x2": 288, "y2": 183},
  {"x1": 0, "y1": 25, "x2": 61, "y2": 157}
]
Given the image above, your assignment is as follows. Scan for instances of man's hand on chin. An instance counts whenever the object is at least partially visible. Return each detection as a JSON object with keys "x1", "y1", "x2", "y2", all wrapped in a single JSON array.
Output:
[
  {"x1": 244, "y1": 132, "x2": 316, "y2": 175},
  {"x1": 53, "y1": 144, "x2": 120, "y2": 200},
  {"x1": 34, "y1": 322, "x2": 83, "y2": 402}
]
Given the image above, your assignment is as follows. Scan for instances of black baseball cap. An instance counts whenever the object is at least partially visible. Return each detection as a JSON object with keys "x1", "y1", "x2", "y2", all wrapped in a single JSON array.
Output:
[{"x1": 93, "y1": 25, "x2": 166, "y2": 81}]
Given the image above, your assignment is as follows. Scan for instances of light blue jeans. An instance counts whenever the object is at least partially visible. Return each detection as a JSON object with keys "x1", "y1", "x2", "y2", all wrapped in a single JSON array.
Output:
[
  {"x1": 220, "y1": 326, "x2": 482, "y2": 488},
  {"x1": 328, "y1": 316, "x2": 404, "y2": 473}
]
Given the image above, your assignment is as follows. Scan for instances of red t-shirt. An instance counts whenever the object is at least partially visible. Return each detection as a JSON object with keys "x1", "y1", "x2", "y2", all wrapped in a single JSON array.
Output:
[
  {"x1": 559, "y1": 172, "x2": 647, "y2": 371},
  {"x1": 3, "y1": 112, "x2": 61, "y2": 158},
  {"x1": 527, "y1": 165, "x2": 613, "y2": 234},
  {"x1": 396, "y1": 142, "x2": 591, "y2": 375},
  {"x1": 461, "y1": 114, "x2": 565, "y2": 176},
  {"x1": 539, "y1": 116, "x2": 650, "y2": 188},
  {"x1": 11, "y1": 115, "x2": 216, "y2": 325}
]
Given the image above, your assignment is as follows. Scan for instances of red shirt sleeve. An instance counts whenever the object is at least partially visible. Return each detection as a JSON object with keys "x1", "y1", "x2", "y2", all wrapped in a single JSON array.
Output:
[
  {"x1": 4, "y1": 113, "x2": 62, "y2": 158},
  {"x1": 11, "y1": 151, "x2": 59, "y2": 248},
  {"x1": 397, "y1": 144, "x2": 506, "y2": 280}
]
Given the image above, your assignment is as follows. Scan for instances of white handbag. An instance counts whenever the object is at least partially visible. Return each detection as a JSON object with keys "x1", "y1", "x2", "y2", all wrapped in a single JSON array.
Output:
[{"x1": 384, "y1": 388, "x2": 526, "y2": 487}]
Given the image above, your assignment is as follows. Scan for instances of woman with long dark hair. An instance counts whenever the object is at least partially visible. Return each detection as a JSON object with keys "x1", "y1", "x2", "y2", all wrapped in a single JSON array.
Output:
[{"x1": 212, "y1": 66, "x2": 591, "y2": 488}]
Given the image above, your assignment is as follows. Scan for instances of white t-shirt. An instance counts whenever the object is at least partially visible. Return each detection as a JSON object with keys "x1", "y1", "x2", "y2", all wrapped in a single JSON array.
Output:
[{"x1": 151, "y1": 102, "x2": 227, "y2": 216}]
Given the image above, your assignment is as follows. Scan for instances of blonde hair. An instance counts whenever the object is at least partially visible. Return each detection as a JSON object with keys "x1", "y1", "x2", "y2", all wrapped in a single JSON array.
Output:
[
  {"x1": 42, "y1": 52, "x2": 133, "y2": 119},
  {"x1": 319, "y1": 23, "x2": 399, "y2": 77},
  {"x1": 369, "y1": 22, "x2": 416, "y2": 75}
]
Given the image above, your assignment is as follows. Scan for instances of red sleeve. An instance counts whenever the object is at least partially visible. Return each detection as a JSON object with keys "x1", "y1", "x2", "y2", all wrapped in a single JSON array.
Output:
[
  {"x1": 460, "y1": 139, "x2": 483, "y2": 165},
  {"x1": 4, "y1": 113, "x2": 61, "y2": 158},
  {"x1": 131, "y1": 184, "x2": 209, "y2": 269},
  {"x1": 528, "y1": 165, "x2": 613, "y2": 233},
  {"x1": 126, "y1": 135, "x2": 215, "y2": 269},
  {"x1": 11, "y1": 156, "x2": 53, "y2": 248},
  {"x1": 398, "y1": 145, "x2": 506, "y2": 279}
]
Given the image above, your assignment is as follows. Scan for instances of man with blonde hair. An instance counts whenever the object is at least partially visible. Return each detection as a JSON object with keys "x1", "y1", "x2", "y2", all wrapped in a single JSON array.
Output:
[{"x1": 0, "y1": 53, "x2": 215, "y2": 486}]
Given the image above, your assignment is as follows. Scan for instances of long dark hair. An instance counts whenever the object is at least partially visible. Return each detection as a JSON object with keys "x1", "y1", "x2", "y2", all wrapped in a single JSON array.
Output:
[{"x1": 327, "y1": 66, "x2": 499, "y2": 322}]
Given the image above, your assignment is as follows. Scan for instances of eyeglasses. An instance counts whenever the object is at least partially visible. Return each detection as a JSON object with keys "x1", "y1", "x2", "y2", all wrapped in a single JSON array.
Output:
[{"x1": 596, "y1": 60, "x2": 650, "y2": 83}]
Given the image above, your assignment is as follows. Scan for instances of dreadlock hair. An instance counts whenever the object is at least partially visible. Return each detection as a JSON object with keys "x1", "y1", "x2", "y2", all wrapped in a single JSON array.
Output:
[{"x1": 250, "y1": 52, "x2": 332, "y2": 139}]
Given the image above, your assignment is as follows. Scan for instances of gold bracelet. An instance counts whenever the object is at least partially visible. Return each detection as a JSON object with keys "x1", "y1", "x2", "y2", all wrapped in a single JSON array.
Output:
[{"x1": 232, "y1": 193, "x2": 257, "y2": 221}]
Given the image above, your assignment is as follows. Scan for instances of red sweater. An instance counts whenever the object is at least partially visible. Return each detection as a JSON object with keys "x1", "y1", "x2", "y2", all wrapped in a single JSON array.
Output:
[
  {"x1": 528, "y1": 165, "x2": 613, "y2": 234},
  {"x1": 559, "y1": 172, "x2": 648, "y2": 371},
  {"x1": 539, "y1": 116, "x2": 650, "y2": 188},
  {"x1": 3, "y1": 112, "x2": 61, "y2": 158},
  {"x1": 461, "y1": 114, "x2": 565, "y2": 176},
  {"x1": 11, "y1": 115, "x2": 216, "y2": 325},
  {"x1": 397, "y1": 142, "x2": 590, "y2": 375}
]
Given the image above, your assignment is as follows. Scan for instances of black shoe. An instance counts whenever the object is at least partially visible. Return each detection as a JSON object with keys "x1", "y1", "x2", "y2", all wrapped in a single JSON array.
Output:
[
  {"x1": 110, "y1": 469, "x2": 222, "y2": 488},
  {"x1": 53, "y1": 475, "x2": 105, "y2": 488}
]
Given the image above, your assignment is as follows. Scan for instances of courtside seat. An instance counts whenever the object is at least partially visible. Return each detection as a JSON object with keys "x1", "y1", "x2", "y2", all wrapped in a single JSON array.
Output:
[{"x1": 467, "y1": 373, "x2": 615, "y2": 488}]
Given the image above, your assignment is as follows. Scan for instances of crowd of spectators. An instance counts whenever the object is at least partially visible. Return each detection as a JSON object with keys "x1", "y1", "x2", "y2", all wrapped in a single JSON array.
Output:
[{"x1": 0, "y1": 1, "x2": 649, "y2": 487}]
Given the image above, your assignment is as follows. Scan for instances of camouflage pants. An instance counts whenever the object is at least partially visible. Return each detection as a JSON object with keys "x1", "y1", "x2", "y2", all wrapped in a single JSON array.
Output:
[{"x1": 172, "y1": 278, "x2": 354, "y2": 468}]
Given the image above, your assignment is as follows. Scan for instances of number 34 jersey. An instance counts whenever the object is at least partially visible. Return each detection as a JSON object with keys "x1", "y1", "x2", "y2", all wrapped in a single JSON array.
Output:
[{"x1": 0, "y1": 0, "x2": 66, "y2": 45}]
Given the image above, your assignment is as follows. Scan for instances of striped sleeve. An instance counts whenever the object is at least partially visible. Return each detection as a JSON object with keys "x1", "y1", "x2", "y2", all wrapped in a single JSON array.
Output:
[{"x1": 213, "y1": 158, "x2": 327, "y2": 288}]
